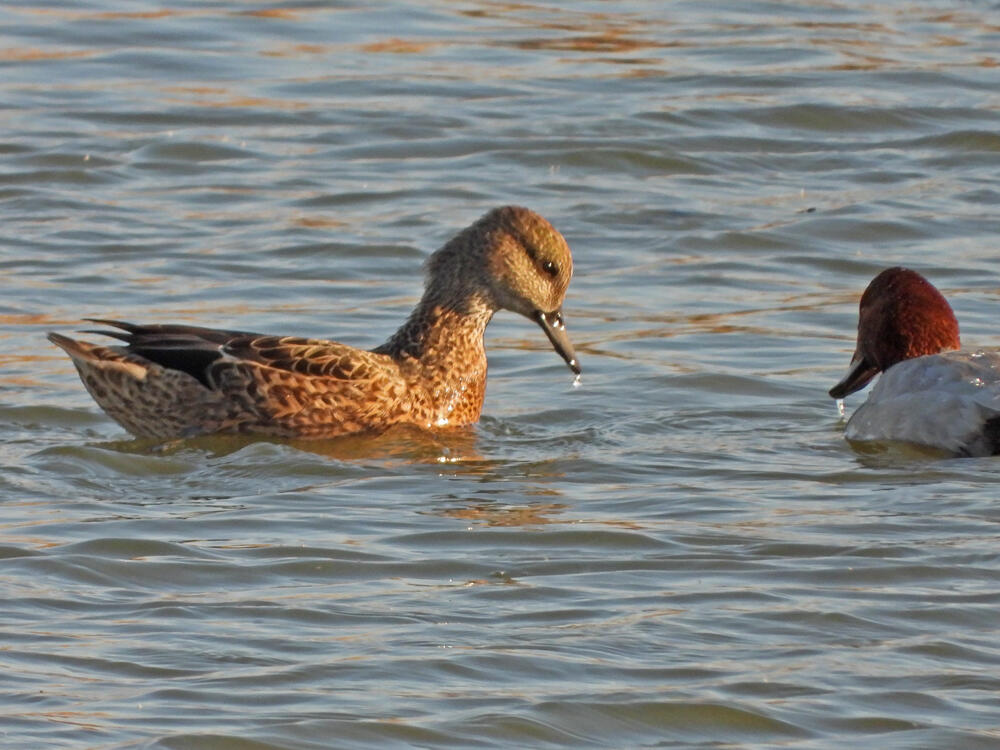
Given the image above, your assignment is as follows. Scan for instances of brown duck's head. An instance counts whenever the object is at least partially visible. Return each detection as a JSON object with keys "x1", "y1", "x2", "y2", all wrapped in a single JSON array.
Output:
[
  {"x1": 829, "y1": 266, "x2": 960, "y2": 399},
  {"x1": 431, "y1": 205, "x2": 580, "y2": 374}
]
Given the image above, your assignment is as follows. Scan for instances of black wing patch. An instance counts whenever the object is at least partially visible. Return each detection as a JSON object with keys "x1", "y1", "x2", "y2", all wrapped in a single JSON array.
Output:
[{"x1": 84, "y1": 319, "x2": 263, "y2": 389}]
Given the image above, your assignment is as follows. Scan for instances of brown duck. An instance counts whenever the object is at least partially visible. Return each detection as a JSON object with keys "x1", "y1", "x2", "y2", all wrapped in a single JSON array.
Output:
[{"x1": 48, "y1": 206, "x2": 580, "y2": 440}]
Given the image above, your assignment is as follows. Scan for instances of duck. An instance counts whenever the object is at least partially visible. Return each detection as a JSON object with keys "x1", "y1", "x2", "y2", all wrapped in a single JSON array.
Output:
[
  {"x1": 829, "y1": 266, "x2": 1000, "y2": 456},
  {"x1": 48, "y1": 205, "x2": 581, "y2": 440}
]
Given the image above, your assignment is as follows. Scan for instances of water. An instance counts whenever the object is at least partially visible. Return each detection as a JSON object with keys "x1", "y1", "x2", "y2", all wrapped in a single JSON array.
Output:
[{"x1": 3, "y1": 1, "x2": 1000, "y2": 747}]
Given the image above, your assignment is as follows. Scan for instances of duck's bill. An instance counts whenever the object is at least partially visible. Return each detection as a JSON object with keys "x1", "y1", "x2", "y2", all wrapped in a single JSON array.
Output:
[
  {"x1": 534, "y1": 309, "x2": 581, "y2": 375},
  {"x1": 829, "y1": 356, "x2": 878, "y2": 399}
]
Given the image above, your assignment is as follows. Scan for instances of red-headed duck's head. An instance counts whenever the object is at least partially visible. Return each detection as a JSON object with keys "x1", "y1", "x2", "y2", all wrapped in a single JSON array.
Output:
[{"x1": 829, "y1": 267, "x2": 960, "y2": 399}]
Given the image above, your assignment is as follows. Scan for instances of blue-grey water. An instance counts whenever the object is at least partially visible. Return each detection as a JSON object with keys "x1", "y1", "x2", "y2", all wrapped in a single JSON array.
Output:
[{"x1": 3, "y1": 2, "x2": 1000, "y2": 748}]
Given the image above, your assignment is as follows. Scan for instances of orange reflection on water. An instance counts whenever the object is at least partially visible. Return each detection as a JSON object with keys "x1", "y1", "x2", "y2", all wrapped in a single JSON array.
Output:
[
  {"x1": 0, "y1": 48, "x2": 96, "y2": 62},
  {"x1": 362, "y1": 39, "x2": 437, "y2": 55},
  {"x1": 439, "y1": 501, "x2": 567, "y2": 527}
]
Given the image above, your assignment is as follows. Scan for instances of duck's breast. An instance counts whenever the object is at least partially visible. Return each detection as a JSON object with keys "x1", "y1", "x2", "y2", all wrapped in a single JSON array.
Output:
[{"x1": 845, "y1": 350, "x2": 1000, "y2": 456}]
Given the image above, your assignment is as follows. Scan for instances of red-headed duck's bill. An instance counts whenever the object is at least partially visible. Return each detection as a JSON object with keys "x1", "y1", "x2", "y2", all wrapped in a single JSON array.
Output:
[{"x1": 829, "y1": 356, "x2": 879, "y2": 399}]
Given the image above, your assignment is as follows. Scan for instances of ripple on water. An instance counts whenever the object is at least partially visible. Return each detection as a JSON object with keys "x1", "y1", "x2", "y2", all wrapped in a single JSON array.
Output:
[{"x1": 5, "y1": 1, "x2": 1000, "y2": 748}]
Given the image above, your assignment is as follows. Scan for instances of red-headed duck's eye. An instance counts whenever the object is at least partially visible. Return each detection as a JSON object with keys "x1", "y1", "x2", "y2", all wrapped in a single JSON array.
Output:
[{"x1": 541, "y1": 260, "x2": 558, "y2": 277}]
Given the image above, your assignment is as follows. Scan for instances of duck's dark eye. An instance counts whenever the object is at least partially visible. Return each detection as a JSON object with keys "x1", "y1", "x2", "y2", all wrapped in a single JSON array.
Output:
[{"x1": 541, "y1": 260, "x2": 558, "y2": 277}]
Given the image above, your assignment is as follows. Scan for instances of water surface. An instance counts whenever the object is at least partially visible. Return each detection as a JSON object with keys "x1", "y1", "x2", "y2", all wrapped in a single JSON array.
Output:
[{"x1": 3, "y1": 1, "x2": 1000, "y2": 748}]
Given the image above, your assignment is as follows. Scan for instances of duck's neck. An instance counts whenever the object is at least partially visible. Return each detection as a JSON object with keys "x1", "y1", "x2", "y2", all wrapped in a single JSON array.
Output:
[
  {"x1": 375, "y1": 288, "x2": 496, "y2": 426},
  {"x1": 379, "y1": 293, "x2": 495, "y2": 362}
]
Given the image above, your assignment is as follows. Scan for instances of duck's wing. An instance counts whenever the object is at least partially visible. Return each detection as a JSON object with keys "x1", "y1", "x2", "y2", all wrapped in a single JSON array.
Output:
[
  {"x1": 51, "y1": 320, "x2": 411, "y2": 439},
  {"x1": 845, "y1": 350, "x2": 1000, "y2": 456},
  {"x1": 83, "y1": 319, "x2": 258, "y2": 388},
  {"x1": 218, "y1": 333, "x2": 386, "y2": 382},
  {"x1": 84, "y1": 319, "x2": 387, "y2": 387}
]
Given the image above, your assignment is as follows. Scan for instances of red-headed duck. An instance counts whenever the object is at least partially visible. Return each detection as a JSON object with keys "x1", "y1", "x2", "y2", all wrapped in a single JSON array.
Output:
[{"x1": 830, "y1": 266, "x2": 1000, "y2": 456}]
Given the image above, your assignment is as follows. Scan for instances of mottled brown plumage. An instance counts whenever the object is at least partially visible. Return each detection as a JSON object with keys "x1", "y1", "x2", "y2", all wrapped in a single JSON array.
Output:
[{"x1": 48, "y1": 206, "x2": 580, "y2": 440}]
